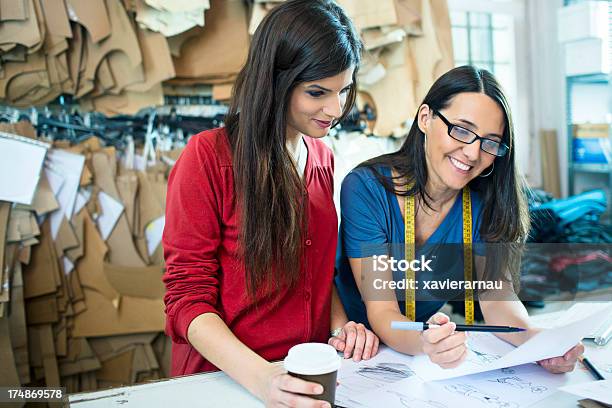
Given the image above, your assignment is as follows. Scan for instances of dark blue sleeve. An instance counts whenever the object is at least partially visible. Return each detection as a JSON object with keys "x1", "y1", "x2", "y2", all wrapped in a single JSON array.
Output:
[{"x1": 340, "y1": 169, "x2": 390, "y2": 258}]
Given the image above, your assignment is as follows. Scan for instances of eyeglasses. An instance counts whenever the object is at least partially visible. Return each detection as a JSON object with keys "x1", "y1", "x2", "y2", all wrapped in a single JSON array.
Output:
[{"x1": 432, "y1": 109, "x2": 509, "y2": 157}]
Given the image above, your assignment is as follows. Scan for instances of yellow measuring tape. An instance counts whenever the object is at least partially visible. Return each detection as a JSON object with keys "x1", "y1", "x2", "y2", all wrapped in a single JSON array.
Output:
[{"x1": 404, "y1": 186, "x2": 474, "y2": 325}]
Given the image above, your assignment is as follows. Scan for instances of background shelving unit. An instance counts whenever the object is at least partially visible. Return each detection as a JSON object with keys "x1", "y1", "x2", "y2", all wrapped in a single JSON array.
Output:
[
  {"x1": 563, "y1": 0, "x2": 612, "y2": 218},
  {"x1": 566, "y1": 73, "x2": 612, "y2": 196}
]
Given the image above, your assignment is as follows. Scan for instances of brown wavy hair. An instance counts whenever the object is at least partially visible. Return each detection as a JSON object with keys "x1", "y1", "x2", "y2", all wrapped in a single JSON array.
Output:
[{"x1": 225, "y1": 0, "x2": 362, "y2": 296}]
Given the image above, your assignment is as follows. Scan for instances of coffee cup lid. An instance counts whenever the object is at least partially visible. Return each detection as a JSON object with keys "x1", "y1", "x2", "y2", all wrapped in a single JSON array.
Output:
[{"x1": 283, "y1": 343, "x2": 341, "y2": 375}]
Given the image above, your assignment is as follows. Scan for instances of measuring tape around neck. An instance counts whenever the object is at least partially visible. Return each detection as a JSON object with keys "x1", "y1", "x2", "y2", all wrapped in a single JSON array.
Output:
[{"x1": 404, "y1": 186, "x2": 474, "y2": 324}]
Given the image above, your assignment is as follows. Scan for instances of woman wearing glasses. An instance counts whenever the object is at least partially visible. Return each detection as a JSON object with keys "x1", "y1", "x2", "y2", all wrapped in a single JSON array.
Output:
[{"x1": 335, "y1": 65, "x2": 584, "y2": 373}]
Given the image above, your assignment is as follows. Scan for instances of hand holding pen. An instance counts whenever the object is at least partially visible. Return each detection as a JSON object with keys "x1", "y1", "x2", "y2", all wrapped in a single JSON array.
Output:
[
  {"x1": 393, "y1": 318, "x2": 586, "y2": 375},
  {"x1": 418, "y1": 312, "x2": 468, "y2": 369}
]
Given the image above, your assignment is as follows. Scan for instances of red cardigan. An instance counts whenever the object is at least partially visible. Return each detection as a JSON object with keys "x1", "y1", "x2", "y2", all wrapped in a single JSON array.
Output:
[{"x1": 162, "y1": 127, "x2": 338, "y2": 375}]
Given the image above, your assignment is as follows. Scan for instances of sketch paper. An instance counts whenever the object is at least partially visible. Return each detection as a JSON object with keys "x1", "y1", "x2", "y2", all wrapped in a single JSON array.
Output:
[
  {"x1": 529, "y1": 307, "x2": 612, "y2": 376},
  {"x1": 336, "y1": 347, "x2": 416, "y2": 407},
  {"x1": 356, "y1": 363, "x2": 577, "y2": 408},
  {"x1": 415, "y1": 306, "x2": 608, "y2": 381},
  {"x1": 335, "y1": 309, "x2": 609, "y2": 406},
  {"x1": 408, "y1": 330, "x2": 512, "y2": 382}
]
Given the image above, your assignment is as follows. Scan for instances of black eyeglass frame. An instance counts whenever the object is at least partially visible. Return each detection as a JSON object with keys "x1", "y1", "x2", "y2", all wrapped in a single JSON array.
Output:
[{"x1": 432, "y1": 109, "x2": 509, "y2": 157}]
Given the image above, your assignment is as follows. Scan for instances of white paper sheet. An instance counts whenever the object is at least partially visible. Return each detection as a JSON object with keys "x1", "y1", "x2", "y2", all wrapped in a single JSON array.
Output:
[
  {"x1": 530, "y1": 303, "x2": 612, "y2": 335},
  {"x1": 409, "y1": 331, "x2": 514, "y2": 382},
  {"x1": 74, "y1": 188, "x2": 92, "y2": 217},
  {"x1": 45, "y1": 149, "x2": 85, "y2": 239},
  {"x1": 559, "y1": 379, "x2": 612, "y2": 405},
  {"x1": 145, "y1": 215, "x2": 165, "y2": 256},
  {"x1": 415, "y1": 306, "x2": 609, "y2": 381},
  {"x1": 0, "y1": 132, "x2": 49, "y2": 205},
  {"x1": 560, "y1": 303, "x2": 612, "y2": 343},
  {"x1": 356, "y1": 363, "x2": 580, "y2": 408},
  {"x1": 62, "y1": 256, "x2": 75, "y2": 276},
  {"x1": 44, "y1": 167, "x2": 65, "y2": 198},
  {"x1": 585, "y1": 346, "x2": 612, "y2": 379},
  {"x1": 336, "y1": 347, "x2": 416, "y2": 407},
  {"x1": 336, "y1": 307, "x2": 611, "y2": 405},
  {"x1": 44, "y1": 168, "x2": 67, "y2": 238},
  {"x1": 96, "y1": 192, "x2": 124, "y2": 240}
]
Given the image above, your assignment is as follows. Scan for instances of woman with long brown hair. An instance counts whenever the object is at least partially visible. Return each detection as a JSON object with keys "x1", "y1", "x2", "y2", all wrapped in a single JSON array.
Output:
[
  {"x1": 336, "y1": 65, "x2": 583, "y2": 373},
  {"x1": 162, "y1": 1, "x2": 379, "y2": 406}
]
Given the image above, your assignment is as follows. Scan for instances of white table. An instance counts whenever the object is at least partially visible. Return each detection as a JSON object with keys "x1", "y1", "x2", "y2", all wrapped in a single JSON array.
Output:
[
  {"x1": 69, "y1": 369, "x2": 264, "y2": 407},
  {"x1": 70, "y1": 302, "x2": 611, "y2": 407},
  {"x1": 69, "y1": 343, "x2": 608, "y2": 408}
]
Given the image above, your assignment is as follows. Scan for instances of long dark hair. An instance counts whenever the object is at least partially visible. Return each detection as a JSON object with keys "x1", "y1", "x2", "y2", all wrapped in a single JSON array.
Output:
[
  {"x1": 362, "y1": 65, "x2": 530, "y2": 244},
  {"x1": 225, "y1": 0, "x2": 362, "y2": 296}
]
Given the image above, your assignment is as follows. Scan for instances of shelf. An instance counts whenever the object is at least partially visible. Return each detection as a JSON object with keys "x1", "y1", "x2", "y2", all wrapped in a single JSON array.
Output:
[
  {"x1": 566, "y1": 73, "x2": 610, "y2": 85},
  {"x1": 571, "y1": 162, "x2": 612, "y2": 173}
]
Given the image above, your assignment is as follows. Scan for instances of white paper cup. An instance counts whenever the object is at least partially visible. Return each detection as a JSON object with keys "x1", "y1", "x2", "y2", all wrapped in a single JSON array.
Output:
[{"x1": 284, "y1": 343, "x2": 341, "y2": 405}]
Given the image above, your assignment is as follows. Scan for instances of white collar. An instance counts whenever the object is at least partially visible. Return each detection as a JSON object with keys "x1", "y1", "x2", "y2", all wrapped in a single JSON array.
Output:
[{"x1": 296, "y1": 137, "x2": 308, "y2": 179}]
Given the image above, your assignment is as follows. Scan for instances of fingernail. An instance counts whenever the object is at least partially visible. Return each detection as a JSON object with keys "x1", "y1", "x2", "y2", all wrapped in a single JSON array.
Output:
[
  {"x1": 315, "y1": 385, "x2": 324, "y2": 394},
  {"x1": 321, "y1": 403, "x2": 331, "y2": 408},
  {"x1": 363, "y1": 353, "x2": 370, "y2": 359}
]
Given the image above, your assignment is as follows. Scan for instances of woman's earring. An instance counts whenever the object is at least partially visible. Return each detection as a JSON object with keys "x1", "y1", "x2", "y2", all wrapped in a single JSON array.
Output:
[{"x1": 479, "y1": 162, "x2": 495, "y2": 178}]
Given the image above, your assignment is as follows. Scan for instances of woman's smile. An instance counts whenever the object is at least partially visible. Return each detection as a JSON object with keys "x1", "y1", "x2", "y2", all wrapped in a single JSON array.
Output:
[
  {"x1": 313, "y1": 118, "x2": 332, "y2": 129},
  {"x1": 448, "y1": 156, "x2": 473, "y2": 174}
]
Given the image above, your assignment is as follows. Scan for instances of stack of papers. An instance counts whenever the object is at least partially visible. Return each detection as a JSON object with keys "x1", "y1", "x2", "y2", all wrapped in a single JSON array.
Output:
[
  {"x1": 560, "y1": 379, "x2": 612, "y2": 406},
  {"x1": 337, "y1": 305, "x2": 611, "y2": 407}
]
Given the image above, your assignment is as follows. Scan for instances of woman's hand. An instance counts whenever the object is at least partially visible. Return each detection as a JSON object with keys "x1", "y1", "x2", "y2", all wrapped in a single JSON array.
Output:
[
  {"x1": 328, "y1": 321, "x2": 380, "y2": 361},
  {"x1": 537, "y1": 342, "x2": 584, "y2": 374},
  {"x1": 259, "y1": 364, "x2": 330, "y2": 408},
  {"x1": 421, "y1": 312, "x2": 468, "y2": 369}
]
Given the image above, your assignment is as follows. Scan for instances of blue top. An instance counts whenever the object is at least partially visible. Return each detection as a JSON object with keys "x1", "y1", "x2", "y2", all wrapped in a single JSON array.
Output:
[{"x1": 335, "y1": 165, "x2": 484, "y2": 328}]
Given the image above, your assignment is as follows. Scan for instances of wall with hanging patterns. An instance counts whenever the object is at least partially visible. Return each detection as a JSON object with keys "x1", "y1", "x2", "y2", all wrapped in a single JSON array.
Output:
[
  {"x1": 0, "y1": 0, "x2": 456, "y2": 395},
  {"x1": 0, "y1": 0, "x2": 455, "y2": 137}
]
